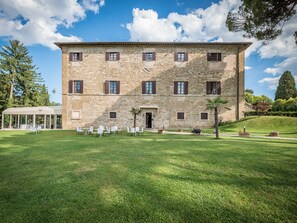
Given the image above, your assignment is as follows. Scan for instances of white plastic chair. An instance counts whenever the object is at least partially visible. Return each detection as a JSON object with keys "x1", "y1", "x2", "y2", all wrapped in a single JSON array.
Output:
[
  {"x1": 97, "y1": 127, "x2": 104, "y2": 137},
  {"x1": 88, "y1": 126, "x2": 94, "y2": 135},
  {"x1": 130, "y1": 127, "x2": 136, "y2": 136},
  {"x1": 76, "y1": 126, "x2": 83, "y2": 134},
  {"x1": 111, "y1": 126, "x2": 117, "y2": 134},
  {"x1": 104, "y1": 127, "x2": 111, "y2": 136},
  {"x1": 138, "y1": 127, "x2": 144, "y2": 135},
  {"x1": 30, "y1": 126, "x2": 37, "y2": 134},
  {"x1": 36, "y1": 125, "x2": 42, "y2": 133}
]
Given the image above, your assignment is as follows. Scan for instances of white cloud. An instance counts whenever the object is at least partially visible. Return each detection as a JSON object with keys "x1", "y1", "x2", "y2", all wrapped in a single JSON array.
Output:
[
  {"x1": 245, "y1": 66, "x2": 252, "y2": 70},
  {"x1": 82, "y1": 0, "x2": 105, "y2": 13},
  {"x1": 0, "y1": 0, "x2": 104, "y2": 50},
  {"x1": 264, "y1": 68, "x2": 278, "y2": 75},
  {"x1": 258, "y1": 77, "x2": 280, "y2": 90},
  {"x1": 259, "y1": 75, "x2": 297, "y2": 90},
  {"x1": 264, "y1": 56, "x2": 297, "y2": 76},
  {"x1": 126, "y1": 8, "x2": 181, "y2": 42},
  {"x1": 126, "y1": 1, "x2": 259, "y2": 55}
]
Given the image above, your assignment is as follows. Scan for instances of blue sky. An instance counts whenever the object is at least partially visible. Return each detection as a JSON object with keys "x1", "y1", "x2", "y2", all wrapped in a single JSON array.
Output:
[{"x1": 0, "y1": 0, "x2": 296, "y2": 103}]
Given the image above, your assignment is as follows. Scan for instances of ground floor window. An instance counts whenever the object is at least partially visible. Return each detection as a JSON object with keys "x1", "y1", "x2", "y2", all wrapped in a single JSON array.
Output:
[
  {"x1": 201, "y1": 112, "x2": 208, "y2": 120},
  {"x1": 177, "y1": 112, "x2": 185, "y2": 120},
  {"x1": 109, "y1": 112, "x2": 117, "y2": 119}
]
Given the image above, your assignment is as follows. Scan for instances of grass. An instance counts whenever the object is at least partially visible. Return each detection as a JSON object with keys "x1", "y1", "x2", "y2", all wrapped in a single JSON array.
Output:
[
  {"x1": 0, "y1": 130, "x2": 297, "y2": 222},
  {"x1": 202, "y1": 116, "x2": 297, "y2": 138}
]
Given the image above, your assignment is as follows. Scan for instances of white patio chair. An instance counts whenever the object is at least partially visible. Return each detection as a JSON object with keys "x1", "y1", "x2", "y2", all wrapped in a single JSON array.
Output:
[
  {"x1": 76, "y1": 126, "x2": 84, "y2": 134},
  {"x1": 96, "y1": 127, "x2": 104, "y2": 137},
  {"x1": 88, "y1": 126, "x2": 94, "y2": 135},
  {"x1": 138, "y1": 127, "x2": 144, "y2": 135},
  {"x1": 130, "y1": 127, "x2": 136, "y2": 136},
  {"x1": 135, "y1": 127, "x2": 139, "y2": 135},
  {"x1": 104, "y1": 127, "x2": 111, "y2": 136},
  {"x1": 36, "y1": 125, "x2": 42, "y2": 133},
  {"x1": 30, "y1": 126, "x2": 37, "y2": 134},
  {"x1": 110, "y1": 126, "x2": 118, "y2": 134}
]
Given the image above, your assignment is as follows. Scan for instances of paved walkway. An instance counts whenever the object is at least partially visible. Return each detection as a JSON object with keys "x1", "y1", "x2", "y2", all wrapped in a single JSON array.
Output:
[{"x1": 148, "y1": 130, "x2": 297, "y2": 141}]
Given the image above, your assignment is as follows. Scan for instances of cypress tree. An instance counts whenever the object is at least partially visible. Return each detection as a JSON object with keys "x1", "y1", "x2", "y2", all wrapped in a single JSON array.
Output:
[{"x1": 275, "y1": 71, "x2": 296, "y2": 100}]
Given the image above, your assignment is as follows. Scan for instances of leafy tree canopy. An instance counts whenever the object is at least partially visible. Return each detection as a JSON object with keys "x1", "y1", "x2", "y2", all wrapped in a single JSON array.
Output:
[
  {"x1": 226, "y1": 0, "x2": 297, "y2": 43},
  {"x1": 245, "y1": 89, "x2": 254, "y2": 94}
]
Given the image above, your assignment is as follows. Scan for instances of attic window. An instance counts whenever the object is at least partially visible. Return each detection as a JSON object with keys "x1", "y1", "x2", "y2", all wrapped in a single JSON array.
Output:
[{"x1": 207, "y1": 53, "x2": 221, "y2": 61}]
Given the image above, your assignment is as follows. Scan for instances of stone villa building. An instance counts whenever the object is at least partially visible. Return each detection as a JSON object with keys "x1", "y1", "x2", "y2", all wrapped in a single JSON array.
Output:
[{"x1": 55, "y1": 42, "x2": 251, "y2": 130}]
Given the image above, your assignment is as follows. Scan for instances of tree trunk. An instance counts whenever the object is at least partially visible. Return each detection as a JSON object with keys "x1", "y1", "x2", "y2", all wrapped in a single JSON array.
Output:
[
  {"x1": 214, "y1": 108, "x2": 219, "y2": 139},
  {"x1": 133, "y1": 114, "x2": 136, "y2": 128},
  {"x1": 8, "y1": 73, "x2": 15, "y2": 108}
]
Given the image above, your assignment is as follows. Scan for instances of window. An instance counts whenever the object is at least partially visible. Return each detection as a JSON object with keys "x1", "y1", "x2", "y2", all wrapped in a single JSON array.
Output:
[
  {"x1": 177, "y1": 112, "x2": 185, "y2": 120},
  {"x1": 143, "y1": 52, "x2": 156, "y2": 61},
  {"x1": 110, "y1": 81, "x2": 117, "y2": 94},
  {"x1": 145, "y1": 53, "x2": 153, "y2": 61},
  {"x1": 105, "y1": 80, "x2": 120, "y2": 94},
  {"x1": 69, "y1": 80, "x2": 83, "y2": 93},
  {"x1": 69, "y1": 52, "x2": 82, "y2": 61},
  {"x1": 146, "y1": 81, "x2": 153, "y2": 94},
  {"x1": 174, "y1": 81, "x2": 188, "y2": 95},
  {"x1": 142, "y1": 81, "x2": 156, "y2": 94},
  {"x1": 177, "y1": 82, "x2": 184, "y2": 94},
  {"x1": 207, "y1": 53, "x2": 221, "y2": 61},
  {"x1": 201, "y1": 113, "x2": 208, "y2": 120},
  {"x1": 206, "y1": 81, "x2": 221, "y2": 95},
  {"x1": 174, "y1": 52, "x2": 188, "y2": 62},
  {"x1": 109, "y1": 112, "x2": 117, "y2": 119},
  {"x1": 106, "y1": 52, "x2": 120, "y2": 61}
]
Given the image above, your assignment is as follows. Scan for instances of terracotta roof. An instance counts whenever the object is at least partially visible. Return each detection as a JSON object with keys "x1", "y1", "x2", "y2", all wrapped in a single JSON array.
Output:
[{"x1": 54, "y1": 41, "x2": 252, "y2": 49}]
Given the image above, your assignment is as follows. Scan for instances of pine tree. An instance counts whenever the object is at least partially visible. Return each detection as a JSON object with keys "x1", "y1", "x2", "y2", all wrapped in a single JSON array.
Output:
[
  {"x1": 37, "y1": 84, "x2": 50, "y2": 106},
  {"x1": 0, "y1": 40, "x2": 48, "y2": 112},
  {"x1": 226, "y1": 0, "x2": 297, "y2": 43},
  {"x1": 275, "y1": 71, "x2": 296, "y2": 100}
]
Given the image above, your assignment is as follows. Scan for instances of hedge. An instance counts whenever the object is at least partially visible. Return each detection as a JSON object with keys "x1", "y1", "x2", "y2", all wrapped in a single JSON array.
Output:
[{"x1": 244, "y1": 111, "x2": 297, "y2": 117}]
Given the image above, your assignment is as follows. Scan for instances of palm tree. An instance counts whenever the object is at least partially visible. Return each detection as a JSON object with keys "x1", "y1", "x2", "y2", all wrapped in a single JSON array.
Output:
[
  {"x1": 206, "y1": 97, "x2": 228, "y2": 139},
  {"x1": 130, "y1": 107, "x2": 142, "y2": 128}
]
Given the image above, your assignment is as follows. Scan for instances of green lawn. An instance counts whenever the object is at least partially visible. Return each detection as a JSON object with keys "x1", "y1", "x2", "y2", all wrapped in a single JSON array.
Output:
[
  {"x1": 203, "y1": 116, "x2": 297, "y2": 138},
  {"x1": 0, "y1": 131, "x2": 297, "y2": 222}
]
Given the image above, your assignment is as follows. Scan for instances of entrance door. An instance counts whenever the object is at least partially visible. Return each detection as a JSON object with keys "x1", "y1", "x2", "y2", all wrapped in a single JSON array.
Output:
[{"x1": 146, "y1": 112, "x2": 152, "y2": 128}]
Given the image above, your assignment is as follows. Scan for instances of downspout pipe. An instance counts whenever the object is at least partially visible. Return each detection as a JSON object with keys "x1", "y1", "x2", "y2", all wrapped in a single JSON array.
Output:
[{"x1": 236, "y1": 46, "x2": 240, "y2": 120}]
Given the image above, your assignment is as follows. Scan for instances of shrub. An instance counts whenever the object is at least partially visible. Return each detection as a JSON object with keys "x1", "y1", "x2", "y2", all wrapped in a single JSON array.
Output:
[{"x1": 244, "y1": 111, "x2": 297, "y2": 117}]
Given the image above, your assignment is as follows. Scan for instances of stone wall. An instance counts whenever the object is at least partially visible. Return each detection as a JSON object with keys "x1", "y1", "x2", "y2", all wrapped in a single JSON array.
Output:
[{"x1": 60, "y1": 43, "x2": 248, "y2": 129}]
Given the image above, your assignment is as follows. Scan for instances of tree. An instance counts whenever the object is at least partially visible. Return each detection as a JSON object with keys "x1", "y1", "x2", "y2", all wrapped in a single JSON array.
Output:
[
  {"x1": 272, "y1": 99, "x2": 286, "y2": 111},
  {"x1": 37, "y1": 84, "x2": 50, "y2": 106},
  {"x1": 245, "y1": 89, "x2": 254, "y2": 94},
  {"x1": 252, "y1": 101, "x2": 271, "y2": 115},
  {"x1": 284, "y1": 97, "x2": 297, "y2": 111},
  {"x1": 226, "y1": 0, "x2": 297, "y2": 43},
  {"x1": 0, "y1": 40, "x2": 45, "y2": 108},
  {"x1": 206, "y1": 97, "x2": 229, "y2": 140},
  {"x1": 275, "y1": 71, "x2": 297, "y2": 100},
  {"x1": 130, "y1": 107, "x2": 142, "y2": 128}
]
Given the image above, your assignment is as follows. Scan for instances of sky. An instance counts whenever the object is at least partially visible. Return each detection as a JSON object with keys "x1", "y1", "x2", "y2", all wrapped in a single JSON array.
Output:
[{"x1": 0, "y1": 0, "x2": 296, "y2": 103}]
